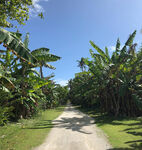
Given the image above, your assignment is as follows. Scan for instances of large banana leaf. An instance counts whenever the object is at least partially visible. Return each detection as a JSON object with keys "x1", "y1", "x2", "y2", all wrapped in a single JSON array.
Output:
[
  {"x1": 31, "y1": 48, "x2": 50, "y2": 55},
  {"x1": 120, "y1": 31, "x2": 136, "y2": 54},
  {"x1": 105, "y1": 47, "x2": 110, "y2": 60},
  {"x1": 90, "y1": 41, "x2": 110, "y2": 63},
  {"x1": 125, "y1": 30, "x2": 136, "y2": 47},
  {"x1": 0, "y1": 28, "x2": 37, "y2": 65},
  {"x1": 36, "y1": 53, "x2": 61, "y2": 62},
  {"x1": 43, "y1": 63, "x2": 56, "y2": 69},
  {"x1": 31, "y1": 48, "x2": 61, "y2": 62}
]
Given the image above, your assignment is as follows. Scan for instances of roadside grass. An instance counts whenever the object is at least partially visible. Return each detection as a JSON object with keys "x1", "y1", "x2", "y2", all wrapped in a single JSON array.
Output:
[
  {"x1": 80, "y1": 108, "x2": 142, "y2": 150},
  {"x1": 0, "y1": 106, "x2": 65, "y2": 150}
]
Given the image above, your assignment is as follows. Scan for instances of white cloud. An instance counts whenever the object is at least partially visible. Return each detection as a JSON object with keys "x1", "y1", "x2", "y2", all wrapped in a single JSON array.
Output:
[
  {"x1": 55, "y1": 79, "x2": 68, "y2": 86},
  {"x1": 29, "y1": 0, "x2": 48, "y2": 16}
]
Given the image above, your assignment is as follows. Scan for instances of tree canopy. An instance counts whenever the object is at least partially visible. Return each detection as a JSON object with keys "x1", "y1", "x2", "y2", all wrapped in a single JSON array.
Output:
[
  {"x1": 0, "y1": 0, "x2": 43, "y2": 28},
  {"x1": 69, "y1": 31, "x2": 142, "y2": 117}
]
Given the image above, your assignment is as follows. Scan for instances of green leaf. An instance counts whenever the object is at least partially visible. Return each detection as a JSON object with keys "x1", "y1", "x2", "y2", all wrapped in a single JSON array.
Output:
[
  {"x1": 125, "y1": 30, "x2": 136, "y2": 47},
  {"x1": 0, "y1": 27, "x2": 37, "y2": 65},
  {"x1": 44, "y1": 63, "x2": 56, "y2": 69},
  {"x1": 116, "y1": 38, "x2": 120, "y2": 51},
  {"x1": 90, "y1": 41, "x2": 110, "y2": 62}
]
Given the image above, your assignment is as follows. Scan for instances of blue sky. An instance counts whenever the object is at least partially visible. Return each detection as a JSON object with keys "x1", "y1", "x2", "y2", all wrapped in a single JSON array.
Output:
[{"x1": 10, "y1": 0, "x2": 142, "y2": 85}]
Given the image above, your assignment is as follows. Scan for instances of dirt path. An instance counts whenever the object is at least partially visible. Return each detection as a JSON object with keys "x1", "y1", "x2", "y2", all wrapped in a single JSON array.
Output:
[{"x1": 34, "y1": 105, "x2": 112, "y2": 150}]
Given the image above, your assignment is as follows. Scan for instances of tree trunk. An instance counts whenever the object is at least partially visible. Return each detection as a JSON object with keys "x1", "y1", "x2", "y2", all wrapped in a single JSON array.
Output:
[{"x1": 40, "y1": 66, "x2": 44, "y2": 78}]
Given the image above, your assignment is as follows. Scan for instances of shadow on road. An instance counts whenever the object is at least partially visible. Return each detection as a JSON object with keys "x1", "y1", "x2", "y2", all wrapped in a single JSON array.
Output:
[
  {"x1": 53, "y1": 115, "x2": 94, "y2": 134},
  {"x1": 26, "y1": 106, "x2": 94, "y2": 135}
]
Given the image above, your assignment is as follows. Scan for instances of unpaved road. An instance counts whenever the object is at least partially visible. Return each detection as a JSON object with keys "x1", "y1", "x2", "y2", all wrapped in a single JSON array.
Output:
[{"x1": 34, "y1": 105, "x2": 112, "y2": 150}]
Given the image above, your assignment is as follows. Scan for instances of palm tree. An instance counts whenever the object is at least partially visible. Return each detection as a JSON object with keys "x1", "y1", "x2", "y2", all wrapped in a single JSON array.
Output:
[{"x1": 77, "y1": 57, "x2": 86, "y2": 72}]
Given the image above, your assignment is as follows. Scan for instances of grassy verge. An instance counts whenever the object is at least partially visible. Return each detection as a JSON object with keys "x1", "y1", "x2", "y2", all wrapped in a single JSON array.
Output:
[
  {"x1": 80, "y1": 108, "x2": 142, "y2": 150},
  {"x1": 0, "y1": 106, "x2": 65, "y2": 150}
]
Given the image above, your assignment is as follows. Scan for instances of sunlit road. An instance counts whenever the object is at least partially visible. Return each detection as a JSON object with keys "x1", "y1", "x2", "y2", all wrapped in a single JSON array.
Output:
[{"x1": 34, "y1": 105, "x2": 112, "y2": 150}]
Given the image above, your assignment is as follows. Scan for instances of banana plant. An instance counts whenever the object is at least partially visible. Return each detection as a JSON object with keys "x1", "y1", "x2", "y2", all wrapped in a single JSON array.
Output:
[
  {"x1": 0, "y1": 65, "x2": 15, "y2": 92},
  {"x1": 69, "y1": 31, "x2": 142, "y2": 117},
  {"x1": 31, "y1": 48, "x2": 61, "y2": 78},
  {"x1": 0, "y1": 28, "x2": 37, "y2": 65},
  {"x1": 22, "y1": 33, "x2": 61, "y2": 78}
]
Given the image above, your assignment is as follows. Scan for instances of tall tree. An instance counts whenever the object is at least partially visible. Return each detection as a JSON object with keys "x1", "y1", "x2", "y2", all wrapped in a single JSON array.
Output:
[
  {"x1": 77, "y1": 57, "x2": 86, "y2": 72},
  {"x1": 0, "y1": 0, "x2": 32, "y2": 27},
  {"x1": 0, "y1": 0, "x2": 43, "y2": 28}
]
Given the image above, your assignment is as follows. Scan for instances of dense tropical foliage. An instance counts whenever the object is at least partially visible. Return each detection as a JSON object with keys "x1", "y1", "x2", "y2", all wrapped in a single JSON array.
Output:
[
  {"x1": 69, "y1": 31, "x2": 142, "y2": 117},
  {"x1": 0, "y1": 0, "x2": 43, "y2": 28},
  {"x1": 0, "y1": 27, "x2": 68, "y2": 125}
]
